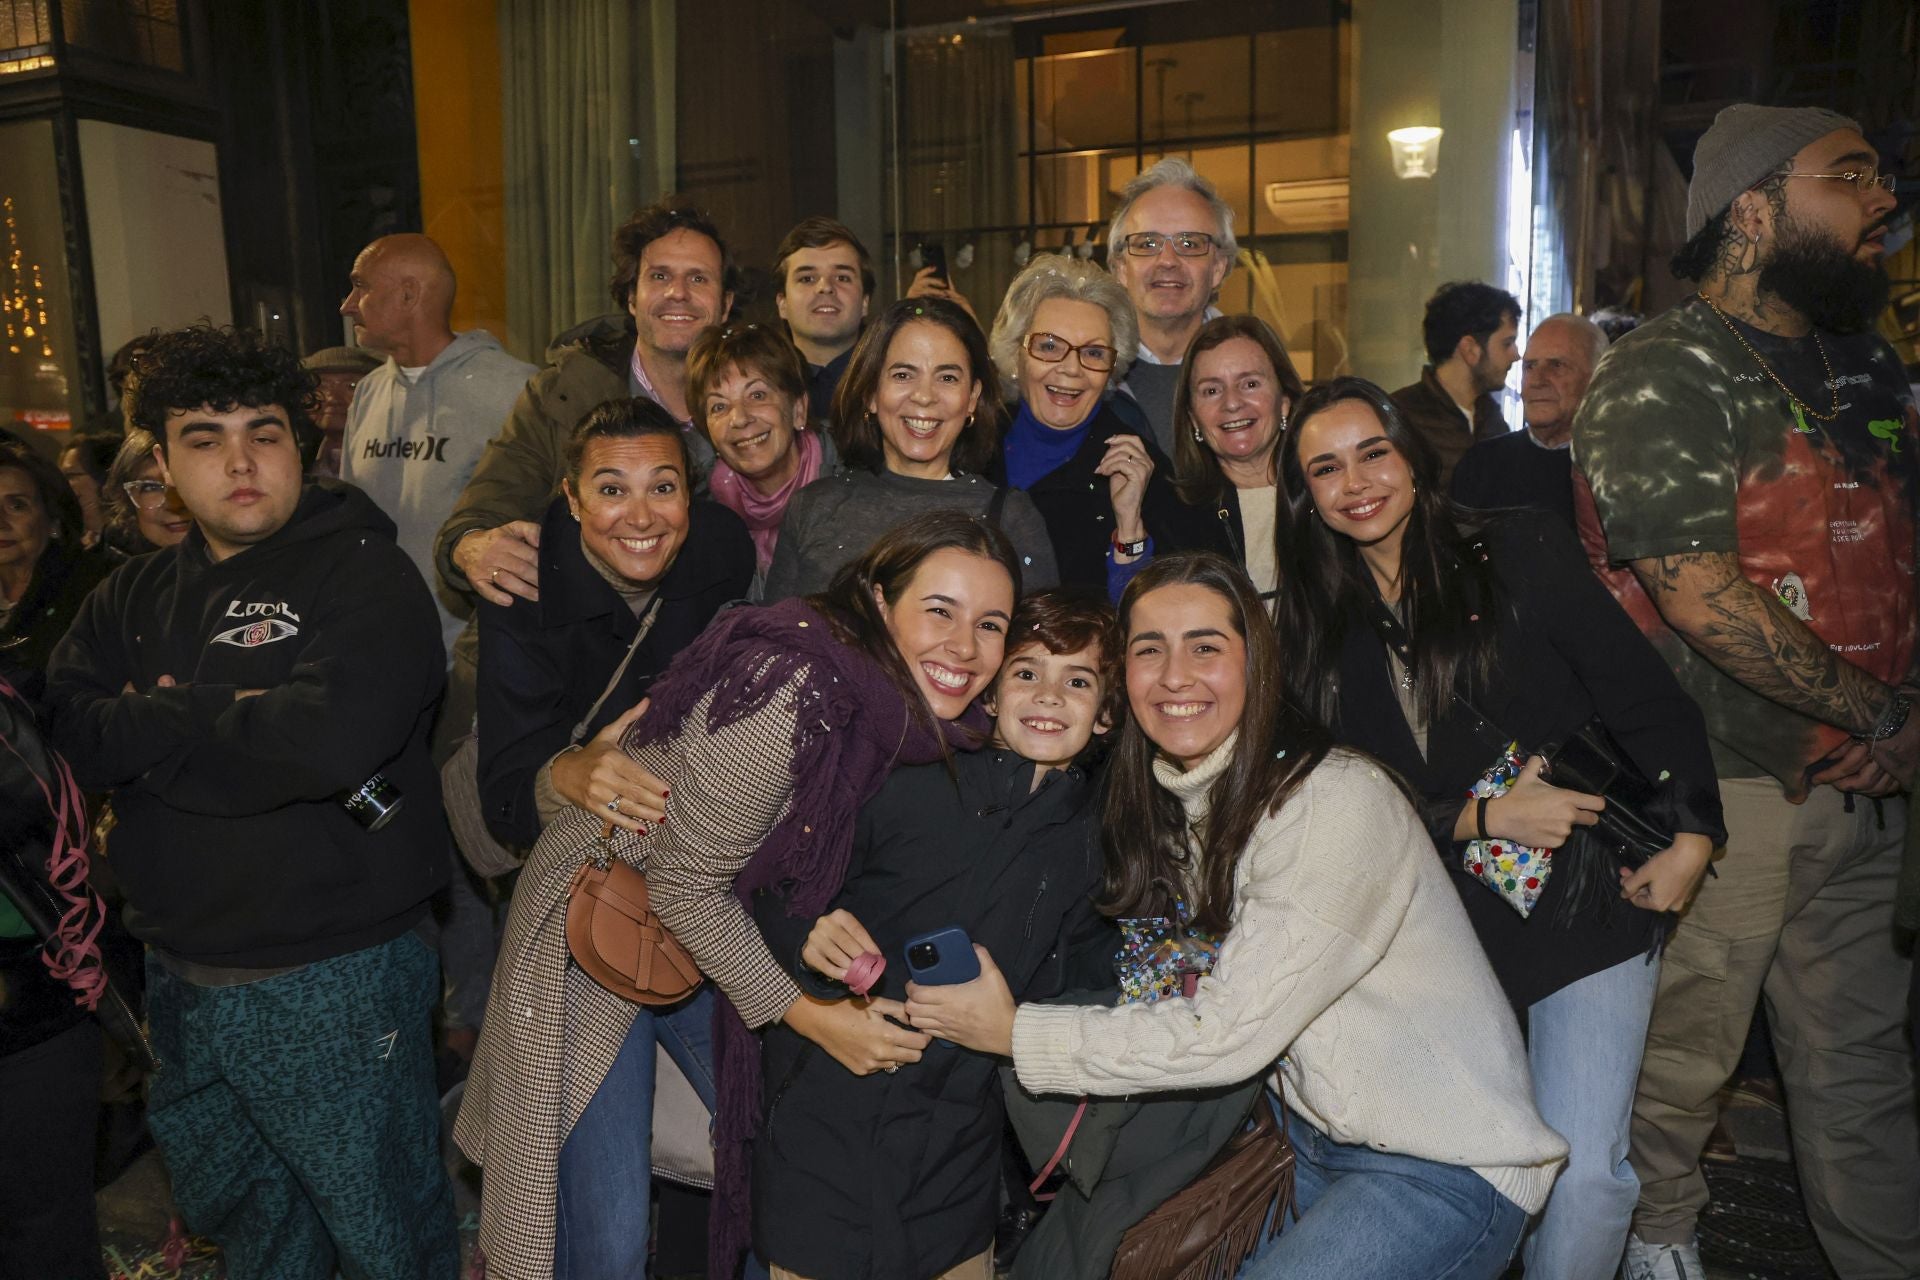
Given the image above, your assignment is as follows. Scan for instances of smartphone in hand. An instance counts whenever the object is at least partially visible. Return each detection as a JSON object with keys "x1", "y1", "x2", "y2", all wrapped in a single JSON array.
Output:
[
  {"x1": 916, "y1": 241, "x2": 949, "y2": 284},
  {"x1": 903, "y1": 926, "x2": 979, "y2": 985}
]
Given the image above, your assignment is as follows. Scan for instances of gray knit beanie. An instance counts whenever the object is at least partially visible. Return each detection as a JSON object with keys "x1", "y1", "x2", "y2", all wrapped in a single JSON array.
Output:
[{"x1": 1686, "y1": 104, "x2": 1860, "y2": 239}]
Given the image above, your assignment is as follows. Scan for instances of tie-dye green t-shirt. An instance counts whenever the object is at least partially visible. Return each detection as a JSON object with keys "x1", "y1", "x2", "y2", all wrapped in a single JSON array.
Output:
[{"x1": 1572, "y1": 296, "x2": 1919, "y2": 793}]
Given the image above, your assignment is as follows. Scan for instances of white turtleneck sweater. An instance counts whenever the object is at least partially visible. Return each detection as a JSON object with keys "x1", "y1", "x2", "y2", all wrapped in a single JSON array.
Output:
[{"x1": 1009, "y1": 739, "x2": 1567, "y2": 1213}]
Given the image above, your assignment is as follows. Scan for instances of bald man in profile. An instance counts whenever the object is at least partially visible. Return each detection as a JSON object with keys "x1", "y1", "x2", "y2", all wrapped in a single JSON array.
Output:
[
  {"x1": 340, "y1": 234, "x2": 535, "y2": 657},
  {"x1": 339, "y1": 234, "x2": 535, "y2": 1060}
]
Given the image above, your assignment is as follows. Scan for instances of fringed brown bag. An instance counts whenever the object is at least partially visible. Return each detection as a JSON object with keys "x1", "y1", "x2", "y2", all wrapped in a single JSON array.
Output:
[{"x1": 1107, "y1": 1087, "x2": 1295, "y2": 1280}]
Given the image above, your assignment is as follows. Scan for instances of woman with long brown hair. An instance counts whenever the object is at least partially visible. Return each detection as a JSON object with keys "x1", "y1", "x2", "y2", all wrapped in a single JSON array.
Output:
[
  {"x1": 908, "y1": 552, "x2": 1566, "y2": 1277},
  {"x1": 1271, "y1": 377, "x2": 1724, "y2": 1278},
  {"x1": 763, "y1": 297, "x2": 1057, "y2": 599},
  {"x1": 1164, "y1": 314, "x2": 1307, "y2": 602}
]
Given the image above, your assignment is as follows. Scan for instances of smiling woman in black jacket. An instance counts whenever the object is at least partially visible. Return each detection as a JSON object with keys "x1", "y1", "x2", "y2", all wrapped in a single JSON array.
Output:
[
  {"x1": 1271, "y1": 378, "x2": 1725, "y2": 1280},
  {"x1": 1163, "y1": 314, "x2": 1306, "y2": 605},
  {"x1": 475, "y1": 397, "x2": 753, "y2": 849}
]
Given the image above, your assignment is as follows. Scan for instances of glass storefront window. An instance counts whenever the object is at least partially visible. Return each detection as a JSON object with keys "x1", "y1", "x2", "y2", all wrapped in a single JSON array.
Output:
[
  {"x1": 890, "y1": 7, "x2": 1352, "y2": 373},
  {"x1": 0, "y1": 118, "x2": 81, "y2": 439}
]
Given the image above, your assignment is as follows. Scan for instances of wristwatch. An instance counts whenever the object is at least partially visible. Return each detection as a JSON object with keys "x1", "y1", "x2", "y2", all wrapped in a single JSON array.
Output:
[{"x1": 1111, "y1": 530, "x2": 1148, "y2": 558}]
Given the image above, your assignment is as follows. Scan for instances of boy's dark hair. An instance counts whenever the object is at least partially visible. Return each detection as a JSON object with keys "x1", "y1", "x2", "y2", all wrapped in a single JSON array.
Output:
[
  {"x1": 1004, "y1": 589, "x2": 1125, "y2": 738},
  {"x1": 1421, "y1": 281, "x2": 1521, "y2": 366},
  {"x1": 609, "y1": 199, "x2": 733, "y2": 310},
  {"x1": 564, "y1": 396, "x2": 691, "y2": 490},
  {"x1": 124, "y1": 325, "x2": 319, "y2": 454},
  {"x1": 774, "y1": 216, "x2": 876, "y2": 300}
]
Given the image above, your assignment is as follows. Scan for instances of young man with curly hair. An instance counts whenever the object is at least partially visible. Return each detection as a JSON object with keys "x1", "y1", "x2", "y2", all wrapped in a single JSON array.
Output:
[{"x1": 45, "y1": 324, "x2": 459, "y2": 1280}]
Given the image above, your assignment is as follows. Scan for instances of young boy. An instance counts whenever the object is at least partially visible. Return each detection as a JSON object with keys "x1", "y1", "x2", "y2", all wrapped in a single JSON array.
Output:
[{"x1": 750, "y1": 590, "x2": 1122, "y2": 1280}]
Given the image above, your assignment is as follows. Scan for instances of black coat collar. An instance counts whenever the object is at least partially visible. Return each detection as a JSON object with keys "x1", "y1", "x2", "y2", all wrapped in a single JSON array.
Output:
[{"x1": 533, "y1": 495, "x2": 740, "y2": 629}]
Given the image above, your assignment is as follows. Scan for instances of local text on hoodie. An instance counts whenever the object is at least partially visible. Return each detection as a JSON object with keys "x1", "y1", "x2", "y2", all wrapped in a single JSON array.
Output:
[{"x1": 46, "y1": 481, "x2": 452, "y2": 969}]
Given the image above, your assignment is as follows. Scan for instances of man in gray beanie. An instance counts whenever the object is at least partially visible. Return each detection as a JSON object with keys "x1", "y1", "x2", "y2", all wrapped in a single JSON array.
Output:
[{"x1": 1572, "y1": 104, "x2": 1916, "y2": 1279}]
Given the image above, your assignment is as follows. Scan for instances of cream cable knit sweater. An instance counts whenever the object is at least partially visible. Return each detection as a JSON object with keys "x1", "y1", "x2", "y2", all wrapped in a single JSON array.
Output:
[{"x1": 1010, "y1": 739, "x2": 1568, "y2": 1214}]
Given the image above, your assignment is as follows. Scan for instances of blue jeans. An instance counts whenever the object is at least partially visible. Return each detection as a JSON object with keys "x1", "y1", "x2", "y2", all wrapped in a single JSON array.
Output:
[
  {"x1": 1523, "y1": 951, "x2": 1662, "y2": 1280},
  {"x1": 554, "y1": 986, "x2": 718, "y2": 1280},
  {"x1": 1239, "y1": 1100, "x2": 1527, "y2": 1279}
]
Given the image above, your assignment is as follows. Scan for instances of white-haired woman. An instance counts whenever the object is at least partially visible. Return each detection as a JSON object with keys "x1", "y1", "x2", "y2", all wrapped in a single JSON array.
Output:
[{"x1": 987, "y1": 253, "x2": 1199, "y2": 599}]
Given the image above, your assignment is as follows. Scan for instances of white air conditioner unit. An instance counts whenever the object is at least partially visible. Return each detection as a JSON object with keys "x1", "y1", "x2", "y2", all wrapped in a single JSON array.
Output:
[{"x1": 1261, "y1": 178, "x2": 1349, "y2": 233}]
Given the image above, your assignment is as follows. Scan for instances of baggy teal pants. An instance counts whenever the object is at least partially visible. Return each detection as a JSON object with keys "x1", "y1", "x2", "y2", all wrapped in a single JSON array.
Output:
[{"x1": 145, "y1": 931, "x2": 458, "y2": 1280}]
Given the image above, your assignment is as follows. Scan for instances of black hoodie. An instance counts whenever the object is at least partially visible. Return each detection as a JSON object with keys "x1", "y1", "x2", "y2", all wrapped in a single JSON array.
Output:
[{"x1": 46, "y1": 480, "x2": 450, "y2": 968}]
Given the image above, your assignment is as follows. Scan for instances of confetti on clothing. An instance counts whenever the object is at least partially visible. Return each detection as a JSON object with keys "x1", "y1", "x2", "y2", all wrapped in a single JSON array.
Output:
[
  {"x1": 1115, "y1": 903, "x2": 1222, "y2": 1004},
  {"x1": 1460, "y1": 742, "x2": 1553, "y2": 917}
]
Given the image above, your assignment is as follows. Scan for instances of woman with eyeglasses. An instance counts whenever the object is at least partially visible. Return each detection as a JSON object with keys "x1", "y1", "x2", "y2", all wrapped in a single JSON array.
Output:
[
  {"x1": 101, "y1": 429, "x2": 192, "y2": 555},
  {"x1": 984, "y1": 254, "x2": 1198, "y2": 599},
  {"x1": 764, "y1": 296, "x2": 1057, "y2": 600}
]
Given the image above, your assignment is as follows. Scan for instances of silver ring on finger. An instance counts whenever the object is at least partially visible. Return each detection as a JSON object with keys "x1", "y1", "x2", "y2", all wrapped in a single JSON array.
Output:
[
  {"x1": 607, "y1": 796, "x2": 622, "y2": 813},
  {"x1": 885, "y1": 1064, "x2": 899, "y2": 1074}
]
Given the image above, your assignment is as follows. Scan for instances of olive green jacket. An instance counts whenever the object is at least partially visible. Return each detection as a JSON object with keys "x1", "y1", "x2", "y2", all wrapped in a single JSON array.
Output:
[{"x1": 432, "y1": 315, "x2": 633, "y2": 597}]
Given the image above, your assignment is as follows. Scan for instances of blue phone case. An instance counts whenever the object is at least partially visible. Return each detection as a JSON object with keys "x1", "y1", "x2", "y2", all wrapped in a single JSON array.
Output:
[{"x1": 903, "y1": 926, "x2": 980, "y2": 986}]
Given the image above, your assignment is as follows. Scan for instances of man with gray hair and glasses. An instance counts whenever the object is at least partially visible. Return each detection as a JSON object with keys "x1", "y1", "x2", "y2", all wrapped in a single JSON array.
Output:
[{"x1": 1104, "y1": 157, "x2": 1237, "y2": 456}]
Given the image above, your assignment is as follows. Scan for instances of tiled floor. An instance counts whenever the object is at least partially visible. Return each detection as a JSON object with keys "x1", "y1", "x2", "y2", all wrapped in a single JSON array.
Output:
[{"x1": 94, "y1": 1090, "x2": 1831, "y2": 1279}]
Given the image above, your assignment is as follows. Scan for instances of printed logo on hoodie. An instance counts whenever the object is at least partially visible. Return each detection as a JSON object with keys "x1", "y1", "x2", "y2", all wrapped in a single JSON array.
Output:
[
  {"x1": 361, "y1": 435, "x2": 453, "y2": 463},
  {"x1": 212, "y1": 599, "x2": 301, "y2": 649}
]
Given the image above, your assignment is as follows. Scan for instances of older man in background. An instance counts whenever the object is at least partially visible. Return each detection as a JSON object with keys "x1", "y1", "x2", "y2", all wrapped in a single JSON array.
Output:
[
  {"x1": 1103, "y1": 157, "x2": 1237, "y2": 456},
  {"x1": 1450, "y1": 312, "x2": 1607, "y2": 525}
]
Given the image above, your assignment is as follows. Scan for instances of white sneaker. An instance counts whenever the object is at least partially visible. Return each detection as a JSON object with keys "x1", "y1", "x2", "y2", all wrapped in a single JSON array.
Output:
[{"x1": 1620, "y1": 1233, "x2": 1703, "y2": 1280}]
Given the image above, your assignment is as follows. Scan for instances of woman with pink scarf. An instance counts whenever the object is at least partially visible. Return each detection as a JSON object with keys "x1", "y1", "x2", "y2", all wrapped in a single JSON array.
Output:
[{"x1": 688, "y1": 323, "x2": 839, "y2": 596}]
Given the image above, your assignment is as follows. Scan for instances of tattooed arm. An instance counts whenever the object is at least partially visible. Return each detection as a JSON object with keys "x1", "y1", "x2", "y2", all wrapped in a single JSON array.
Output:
[
  {"x1": 1631, "y1": 551, "x2": 1919, "y2": 786},
  {"x1": 1632, "y1": 551, "x2": 1886, "y2": 731}
]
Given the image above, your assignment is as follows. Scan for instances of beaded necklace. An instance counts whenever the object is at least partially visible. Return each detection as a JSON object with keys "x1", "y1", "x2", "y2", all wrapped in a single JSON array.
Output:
[{"x1": 1697, "y1": 291, "x2": 1839, "y2": 430}]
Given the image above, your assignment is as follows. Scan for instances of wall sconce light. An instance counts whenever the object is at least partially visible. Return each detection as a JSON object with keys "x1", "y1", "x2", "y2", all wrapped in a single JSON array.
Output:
[{"x1": 1387, "y1": 126, "x2": 1444, "y2": 179}]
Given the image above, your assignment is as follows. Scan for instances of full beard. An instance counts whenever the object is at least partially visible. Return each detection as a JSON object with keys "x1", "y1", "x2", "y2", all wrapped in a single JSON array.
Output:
[{"x1": 1759, "y1": 221, "x2": 1892, "y2": 334}]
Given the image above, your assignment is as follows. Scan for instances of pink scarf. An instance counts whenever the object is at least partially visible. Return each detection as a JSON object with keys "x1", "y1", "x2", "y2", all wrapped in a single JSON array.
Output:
[{"x1": 706, "y1": 427, "x2": 825, "y2": 574}]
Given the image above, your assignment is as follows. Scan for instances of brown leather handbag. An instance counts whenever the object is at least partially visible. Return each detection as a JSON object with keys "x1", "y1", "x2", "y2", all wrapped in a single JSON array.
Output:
[
  {"x1": 566, "y1": 823, "x2": 704, "y2": 1006},
  {"x1": 1108, "y1": 1087, "x2": 1295, "y2": 1280}
]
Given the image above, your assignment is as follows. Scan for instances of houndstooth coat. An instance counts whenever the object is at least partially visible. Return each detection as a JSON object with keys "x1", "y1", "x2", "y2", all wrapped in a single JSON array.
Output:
[{"x1": 453, "y1": 680, "x2": 807, "y2": 1279}]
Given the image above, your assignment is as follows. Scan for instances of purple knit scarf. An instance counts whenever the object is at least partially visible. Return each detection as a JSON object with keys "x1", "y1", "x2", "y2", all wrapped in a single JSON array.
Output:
[{"x1": 621, "y1": 596, "x2": 984, "y2": 1278}]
